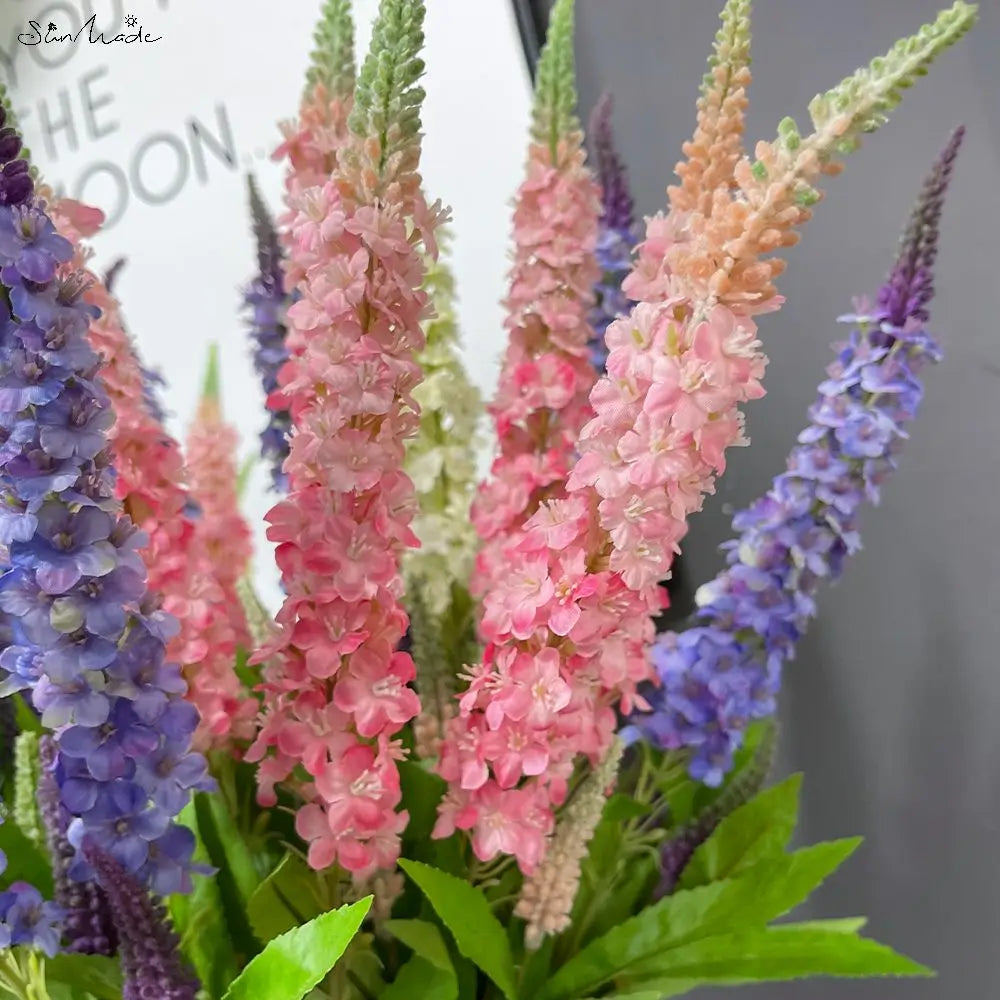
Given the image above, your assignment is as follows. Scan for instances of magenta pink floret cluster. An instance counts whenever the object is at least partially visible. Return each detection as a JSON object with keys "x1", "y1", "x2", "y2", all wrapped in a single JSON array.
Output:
[
  {"x1": 435, "y1": 212, "x2": 774, "y2": 876},
  {"x1": 245, "y1": 179, "x2": 428, "y2": 877}
]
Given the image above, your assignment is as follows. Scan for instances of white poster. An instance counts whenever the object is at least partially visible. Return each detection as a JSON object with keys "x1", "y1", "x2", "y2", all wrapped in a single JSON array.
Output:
[{"x1": 0, "y1": 0, "x2": 532, "y2": 608}]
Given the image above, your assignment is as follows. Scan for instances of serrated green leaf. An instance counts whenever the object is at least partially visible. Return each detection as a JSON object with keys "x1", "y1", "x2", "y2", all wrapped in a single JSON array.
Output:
[
  {"x1": 399, "y1": 859, "x2": 518, "y2": 1000},
  {"x1": 0, "y1": 817, "x2": 52, "y2": 895},
  {"x1": 786, "y1": 917, "x2": 868, "y2": 934},
  {"x1": 380, "y1": 955, "x2": 458, "y2": 1000},
  {"x1": 247, "y1": 852, "x2": 322, "y2": 943},
  {"x1": 383, "y1": 919, "x2": 454, "y2": 972},
  {"x1": 679, "y1": 775, "x2": 801, "y2": 890},
  {"x1": 621, "y1": 926, "x2": 932, "y2": 987},
  {"x1": 45, "y1": 955, "x2": 122, "y2": 1000},
  {"x1": 222, "y1": 897, "x2": 372, "y2": 1000},
  {"x1": 539, "y1": 839, "x2": 861, "y2": 1000}
]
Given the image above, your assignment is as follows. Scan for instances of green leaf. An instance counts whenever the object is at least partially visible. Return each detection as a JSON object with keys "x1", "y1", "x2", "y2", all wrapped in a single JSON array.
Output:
[
  {"x1": 383, "y1": 919, "x2": 454, "y2": 973},
  {"x1": 602, "y1": 794, "x2": 648, "y2": 824},
  {"x1": 45, "y1": 955, "x2": 122, "y2": 1000},
  {"x1": 0, "y1": 817, "x2": 52, "y2": 895},
  {"x1": 380, "y1": 956, "x2": 457, "y2": 1000},
  {"x1": 399, "y1": 859, "x2": 519, "y2": 1000},
  {"x1": 398, "y1": 761, "x2": 446, "y2": 846},
  {"x1": 247, "y1": 853, "x2": 323, "y2": 943},
  {"x1": 751, "y1": 839, "x2": 863, "y2": 924},
  {"x1": 170, "y1": 801, "x2": 239, "y2": 998},
  {"x1": 622, "y1": 926, "x2": 933, "y2": 987},
  {"x1": 193, "y1": 791, "x2": 261, "y2": 960},
  {"x1": 222, "y1": 897, "x2": 372, "y2": 1000},
  {"x1": 12, "y1": 694, "x2": 42, "y2": 733},
  {"x1": 680, "y1": 775, "x2": 802, "y2": 890},
  {"x1": 787, "y1": 917, "x2": 868, "y2": 934},
  {"x1": 539, "y1": 840, "x2": 861, "y2": 1000}
]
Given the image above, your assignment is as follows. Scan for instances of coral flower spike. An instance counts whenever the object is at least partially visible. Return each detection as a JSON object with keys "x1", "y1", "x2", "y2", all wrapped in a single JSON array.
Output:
[
  {"x1": 248, "y1": 0, "x2": 446, "y2": 878},
  {"x1": 183, "y1": 346, "x2": 256, "y2": 750}
]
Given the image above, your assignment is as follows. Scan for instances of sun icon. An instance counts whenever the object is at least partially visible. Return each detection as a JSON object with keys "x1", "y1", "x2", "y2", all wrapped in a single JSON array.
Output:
[{"x1": 125, "y1": 14, "x2": 138, "y2": 28}]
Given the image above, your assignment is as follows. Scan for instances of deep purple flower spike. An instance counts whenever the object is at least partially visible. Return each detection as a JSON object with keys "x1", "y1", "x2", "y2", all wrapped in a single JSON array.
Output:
[
  {"x1": 879, "y1": 126, "x2": 965, "y2": 327},
  {"x1": 244, "y1": 173, "x2": 292, "y2": 491},
  {"x1": 38, "y1": 736, "x2": 118, "y2": 956},
  {"x1": 656, "y1": 721, "x2": 776, "y2": 898},
  {"x1": 586, "y1": 93, "x2": 637, "y2": 372},
  {"x1": 85, "y1": 842, "x2": 199, "y2": 1000},
  {"x1": 632, "y1": 129, "x2": 966, "y2": 783}
]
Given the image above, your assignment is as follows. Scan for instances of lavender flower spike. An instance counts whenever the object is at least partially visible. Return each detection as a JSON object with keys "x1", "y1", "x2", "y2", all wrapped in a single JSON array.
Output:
[
  {"x1": 86, "y1": 843, "x2": 199, "y2": 1000},
  {"x1": 244, "y1": 173, "x2": 291, "y2": 491},
  {"x1": 631, "y1": 128, "x2": 965, "y2": 785},
  {"x1": 0, "y1": 97, "x2": 212, "y2": 894},
  {"x1": 586, "y1": 93, "x2": 637, "y2": 372}
]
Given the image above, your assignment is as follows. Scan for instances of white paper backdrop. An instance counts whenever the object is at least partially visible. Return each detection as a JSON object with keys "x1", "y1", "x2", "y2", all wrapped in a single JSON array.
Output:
[{"x1": 0, "y1": 0, "x2": 531, "y2": 610}]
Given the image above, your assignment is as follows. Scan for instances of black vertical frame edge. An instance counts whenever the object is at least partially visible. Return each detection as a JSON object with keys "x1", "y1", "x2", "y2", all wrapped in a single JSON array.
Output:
[{"x1": 511, "y1": 0, "x2": 549, "y2": 81}]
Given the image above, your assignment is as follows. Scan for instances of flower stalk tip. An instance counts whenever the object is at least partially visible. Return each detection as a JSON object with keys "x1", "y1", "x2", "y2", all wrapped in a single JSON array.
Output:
[
  {"x1": 532, "y1": 0, "x2": 579, "y2": 158},
  {"x1": 306, "y1": 0, "x2": 357, "y2": 100}
]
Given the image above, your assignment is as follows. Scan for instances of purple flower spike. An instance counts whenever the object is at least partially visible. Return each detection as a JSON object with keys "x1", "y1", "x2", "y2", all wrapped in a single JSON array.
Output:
[
  {"x1": 85, "y1": 843, "x2": 200, "y2": 1000},
  {"x1": 0, "y1": 109, "x2": 212, "y2": 895},
  {"x1": 632, "y1": 130, "x2": 965, "y2": 783},
  {"x1": 586, "y1": 93, "x2": 638, "y2": 372},
  {"x1": 244, "y1": 173, "x2": 292, "y2": 491}
]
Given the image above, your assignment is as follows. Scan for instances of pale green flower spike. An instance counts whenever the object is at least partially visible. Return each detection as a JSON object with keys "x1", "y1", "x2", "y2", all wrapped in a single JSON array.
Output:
[
  {"x1": 767, "y1": 1, "x2": 977, "y2": 188},
  {"x1": 404, "y1": 229, "x2": 483, "y2": 728},
  {"x1": 200, "y1": 342, "x2": 220, "y2": 404},
  {"x1": 13, "y1": 732, "x2": 44, "y2": 848},
  {"x1": 305, "y1": 0, "x2": 357, "y2": 99},
  {"x1": 404, "y1": 229, "x2": 483, "y2": 621},
  {"x1": 348, "y1": 0, "x2": 426, "y2": 176},
  {"x1": 236, "y1": 574, "x2": 277, "y2": 649},
  {"x1": 700, "y1": 0, "x2": 751, "y2": 97},
  {"x1": 235, "y1": 453, "x2": 256, "y2": 502},
  {"x1": 531, "y1": 0, "x2": 579, "y2": 156},
  {"x1": 407, "y1": 586, "x2": 449, "y2": 722}
]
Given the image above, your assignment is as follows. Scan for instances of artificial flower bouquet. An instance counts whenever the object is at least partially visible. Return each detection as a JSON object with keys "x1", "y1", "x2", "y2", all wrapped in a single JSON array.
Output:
[{"x1": 0, "y1": 0, "x2": 978, "y2": 997}]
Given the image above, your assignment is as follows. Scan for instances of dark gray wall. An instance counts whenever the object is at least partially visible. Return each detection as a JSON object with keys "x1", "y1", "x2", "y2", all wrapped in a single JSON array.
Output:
[{"x1": 572, "y1": 1, "x2": 1000, "y2": 997}]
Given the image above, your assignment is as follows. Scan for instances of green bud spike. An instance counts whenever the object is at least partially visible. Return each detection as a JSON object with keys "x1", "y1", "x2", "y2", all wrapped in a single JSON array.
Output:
[
  {"x1": 531, "y1": 0, "x2": 580, "y2": 158},
  {"x1": 200, "y1": 342, "x2": 221, "y2": 405},
  {"x1": 794, "y1": 1, "x2": 976, "y2": 166},
  {"x1": 236, "y1": 453, "x2": 256, "y2": 501},
  {"x1": 700, "y1": 0, "x2": 752, "y2": 97},
  {"x1": 13, "y1": 732, "x2": 44, "y2": 848},
  {"x1": 348, "y1": 0, "x2": 427, "y2": 179},
  {"x1": 305, "y1": 0, "x2": 357, "y2": 101},
  {"x1": 237, "y1": 574, "x2": 277, "y2": 649}
]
